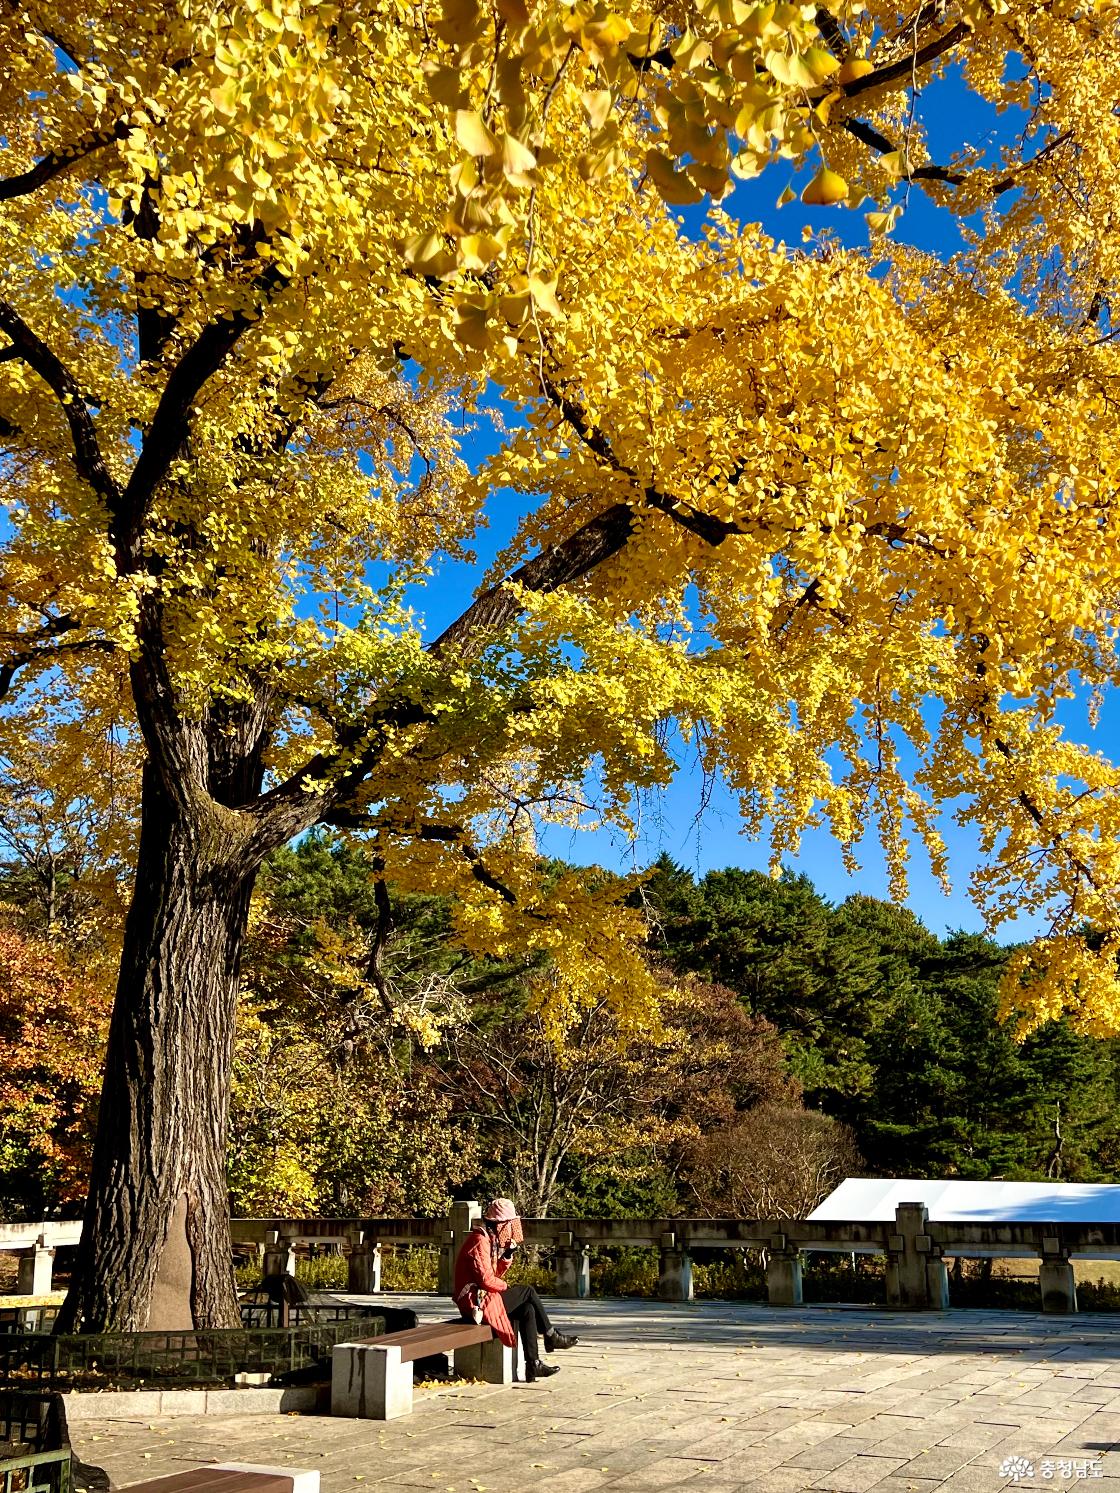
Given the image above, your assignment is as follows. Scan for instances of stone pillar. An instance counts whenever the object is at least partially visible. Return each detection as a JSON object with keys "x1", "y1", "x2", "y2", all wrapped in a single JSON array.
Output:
[
  {"x1": 332, "y1": 1342, "x2": 412, "y2": 1419},
  {"x1": 765, "y1": 1237, "x2": 803, "y2": 1306},
  {"x1": 555, "y1": 1235, "x2": 590, "y2": 1299},
  {"x1": 17, "y1": 1235, "x2": 54, "y2": 1296},
  {"x1": 1040, "y1": 1238, "x2": 1077, "y2": 1314},
  {"x1": 884, "y1": 1203, "x2": 943, "y2": 1310},
  {"x1": 440, "y1": 1201, "x2": 480, "y2": 1295},
  {"x1": 347, "y1": 1231, "x2": 381, "y2": 1294},
  {"x1": 658, "y1": 1232, "x2": 693, "y2": 1302}
]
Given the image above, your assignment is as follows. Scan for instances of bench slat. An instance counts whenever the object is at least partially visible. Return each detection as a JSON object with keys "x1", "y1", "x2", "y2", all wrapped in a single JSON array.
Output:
[
  {"x1": 124, "y1": 1471, "x2": 295, "y2": 1493},
  {"x1": 351, "y1": 1320, "x2": 494, "y2": 1364}
]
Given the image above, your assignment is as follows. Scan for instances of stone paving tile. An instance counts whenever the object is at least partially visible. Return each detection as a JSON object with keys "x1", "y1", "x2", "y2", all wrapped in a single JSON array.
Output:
[
  {"x1": 737, "y1": 1468, "x2": 822, "y2": 1492},
  {"x1": 807, "y1": 1454, "x2": 909, "y2": 1492},
  {"x1": 867, "y1": 1480, "x2": 945, "y2": 1493},
  {"x1": 64, "y1": 1296, "x2": 1120, "y2": 1493},
  {"x1": 896, "y1": 1448, "x2": 977, "y2": 1480},
  {"x1": 785, "y1": 1441, "x2": 876, "y2": 1472}
]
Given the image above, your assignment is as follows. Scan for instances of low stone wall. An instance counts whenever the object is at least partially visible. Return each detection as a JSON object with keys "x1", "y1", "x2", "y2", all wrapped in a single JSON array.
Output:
[{"x1": 60, "y1": 1386, "x2": 323, "y2": 1420}]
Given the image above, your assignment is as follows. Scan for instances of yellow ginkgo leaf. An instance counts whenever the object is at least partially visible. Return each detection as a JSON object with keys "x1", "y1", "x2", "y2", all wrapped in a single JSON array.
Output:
[
  {"x1": 799, "y1": 46, "x2": 839, "y2": 83},
  {"x1": 582, "y1": 89, "x2": 612, "y2": 131},
  {"x1": 528, "y1": 274, "x2": 564, "y2": 317},
  {"x1": 502, "y1": 134, "x2": 537, "y2": 184},
  {"x1": 866, "y1": 205, "x2": 902, "y2": 233},
  {"x1": 836, "y1": 57, "x2": 875, "y2": 85},
  {"x1": 645, "y1": 149, "x2": 703, "y2": 204},
  {"x1": 801, "y1": 166, "x2": 849, "y2": 206},
  {"x1": 455, "y1": 110, "x2": 497, "y2": 157}
]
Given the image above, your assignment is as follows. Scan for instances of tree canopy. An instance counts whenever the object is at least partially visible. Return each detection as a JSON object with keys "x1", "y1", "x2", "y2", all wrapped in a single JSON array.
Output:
[{"x1": 3, "y1": 0, "x2": 1120, "y2": 1327}]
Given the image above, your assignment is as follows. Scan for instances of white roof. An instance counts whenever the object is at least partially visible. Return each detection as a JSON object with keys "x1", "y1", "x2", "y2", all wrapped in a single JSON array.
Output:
[{"x1": 808, "y1": 1177, "x2": 1120, "y2": 1224}]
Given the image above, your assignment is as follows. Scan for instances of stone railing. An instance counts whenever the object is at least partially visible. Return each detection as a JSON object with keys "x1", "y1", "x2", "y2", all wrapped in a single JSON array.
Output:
[{"x1": 8, "y1": 1202, "x2": 1118, "y2": 1314}]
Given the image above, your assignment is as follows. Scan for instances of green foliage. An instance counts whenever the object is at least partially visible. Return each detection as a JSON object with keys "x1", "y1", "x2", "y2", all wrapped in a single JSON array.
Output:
[
  {"x1": 9, "y1": 820, "x2": 1120, "y2": 1226},
  {"x1": 651, "y1": 867, "x2": 1120, "y2": 1185},
  {"x1": 380, "y1": 1249, "x2": 439, "y2": 1292},
  {"x1": 589, "y1": 1249, "x2": 659, "y2": 1298},
  {"x1": 294, "y1": 1255, "x2": 348, "y2": 1292}
]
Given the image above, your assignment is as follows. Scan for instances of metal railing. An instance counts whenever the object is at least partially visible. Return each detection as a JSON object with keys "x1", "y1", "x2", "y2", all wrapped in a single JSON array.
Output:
[
  {"x1": 0, "y1": 1393, "x2": 70, "y2": 1493},
  {"x1": 0, "y1": 1317, "x2": 384, "y2": 1390}
]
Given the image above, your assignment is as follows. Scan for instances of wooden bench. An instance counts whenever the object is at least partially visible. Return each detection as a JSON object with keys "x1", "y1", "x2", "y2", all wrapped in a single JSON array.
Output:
[
  {"x1": 123, "y1": 1466, "x2": 319, "y2": 1493},
  {"x1": 331, "y1": 1321, "x2": 514, "y2": 1420}
]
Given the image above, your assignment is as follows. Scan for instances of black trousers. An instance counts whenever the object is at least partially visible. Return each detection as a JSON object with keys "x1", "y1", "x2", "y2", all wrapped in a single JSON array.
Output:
[{"x1": 501, "y1": 1283, "x2": 553, "y2": 1364}]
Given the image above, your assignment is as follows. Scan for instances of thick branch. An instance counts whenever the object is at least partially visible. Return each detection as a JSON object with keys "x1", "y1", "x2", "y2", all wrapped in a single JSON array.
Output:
[
  {"x1": 113, "y1": 261, "x2": 288, "y2": 566},
  {"x1": 0, "y1": 122, "x2": 130, "y2": 202},
  {"x1": 245, "y1": 696, "x2": 435, "y2": 854},
  {"x1": 0, "y1": 300, "x2": 121, "y2": 505},
  {"x1": 429, "y1": 501, "x2": 637, "y2": 658},
  {"x1": 838, "y1": 21, "x2": 969, "y2": 100},
  {"x1": 0, "y1": 626, "x2": 115, "y2": 700}
]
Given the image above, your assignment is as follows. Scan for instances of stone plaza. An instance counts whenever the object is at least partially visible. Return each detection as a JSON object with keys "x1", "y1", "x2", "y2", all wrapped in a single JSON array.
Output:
[{"x1": 74, "y1": 1294, "x2": 1120, "y2": 1493}]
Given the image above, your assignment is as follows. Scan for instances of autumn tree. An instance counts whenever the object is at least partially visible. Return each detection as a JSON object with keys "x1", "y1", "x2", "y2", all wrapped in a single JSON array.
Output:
[
  {"x1": 440, "y1": 972, "x2": 793, "y2": 1216},
  {"x1": 3, "y1": 0, "x2": 1120, "y2": 1330},
  {"x1": 679, "y1": 1103, "x2": 862, "y2": 1220},
  {"x1": 0, "y1": 918, "x2": 112, "y2": 1216}
]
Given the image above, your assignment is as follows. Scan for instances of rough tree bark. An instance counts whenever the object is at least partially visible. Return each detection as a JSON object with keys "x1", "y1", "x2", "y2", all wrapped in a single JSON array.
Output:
[{"x1": 55, "y1": 761, "x2": 262, "y2": 1332}]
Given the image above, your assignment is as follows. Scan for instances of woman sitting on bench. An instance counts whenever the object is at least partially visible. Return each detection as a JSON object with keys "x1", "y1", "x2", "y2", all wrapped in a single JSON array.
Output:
[{"x1": 452, "y1": 1198, "x2": 578, "y2": 1382}]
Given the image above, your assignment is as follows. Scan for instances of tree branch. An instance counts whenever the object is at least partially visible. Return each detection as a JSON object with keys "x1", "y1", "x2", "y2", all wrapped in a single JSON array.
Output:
[
  {"x1": 0, "y1": 624, "x2": 115, "y2": 700},
  {"x1": 837, "y1": 21, "x2": 970, "y2": 100},
  {"x1": 325, "y1": 811, "x2": 521, "y2": 904},
  {"x1": 112, "y1": 259, "x2": 289, "y2": 567},
  {"x1": 0, "y1": 300, "x2": 121, "y2": 506},
  {"x1": 0, "y1": 122, "x2": 130, "y2": 202}
]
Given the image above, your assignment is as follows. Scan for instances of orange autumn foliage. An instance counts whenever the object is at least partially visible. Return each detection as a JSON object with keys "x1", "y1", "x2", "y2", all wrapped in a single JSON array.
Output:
[{"x1": 0, "y1": 916, "x2": 111, "y2": 1211}]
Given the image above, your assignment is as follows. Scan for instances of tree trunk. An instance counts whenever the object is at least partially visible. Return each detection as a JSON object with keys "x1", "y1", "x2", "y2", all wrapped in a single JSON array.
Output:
[{"x1": 57, "y1": 763, "x2": 260, "y2": 1332}]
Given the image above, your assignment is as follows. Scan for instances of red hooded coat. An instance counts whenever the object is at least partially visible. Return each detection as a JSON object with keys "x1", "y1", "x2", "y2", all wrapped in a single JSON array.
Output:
[{"x1": 452, "y1": 1221, "x2": 515, "y2": 1347}]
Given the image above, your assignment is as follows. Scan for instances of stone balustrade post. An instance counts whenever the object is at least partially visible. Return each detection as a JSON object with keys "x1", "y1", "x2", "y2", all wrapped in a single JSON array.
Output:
[
  {"x1": 885, "y1": 1203, "x2": 944, "y2": 1310},
  {"x1": 16, "y1": 1234, "x2": 54, "y2": 1296},
  {"x1": 765, "y1": 1235, "x2": 803, "y2": 1307},
  {"x1": 263, "y1": 1229, "x2": 297, "y2": 1278},
  {"x1": 440, "y1": 1200, "x2": 480, "y2": 1295},
  {"x1": 555, "y1": 1234, "x2": 590, "y2": 1299},
  {"x1": 658, "y1": 1231, "x2": 693, "y2": 1302},
  {"x1": 1039, "y1": 1236, "x2": 1077, "y2": 1314},
  {"x1": 347, "y1": 1229, "x2": 382, "y2": 1294}
]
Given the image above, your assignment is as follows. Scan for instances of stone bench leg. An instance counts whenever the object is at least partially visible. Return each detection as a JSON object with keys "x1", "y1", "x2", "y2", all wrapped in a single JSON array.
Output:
[
  {"x1": 332, "y1": 1342, "x2": 413, "y2": 1419},
  {"x1": 454, "y1": 1336, "x2": 514, "y2": 1385}
]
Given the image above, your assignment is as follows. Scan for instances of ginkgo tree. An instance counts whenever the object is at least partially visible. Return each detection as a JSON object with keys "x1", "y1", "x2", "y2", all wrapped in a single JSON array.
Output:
[{"x1": 2, "y1": 0, "x2": 1120, "y2": 1331}]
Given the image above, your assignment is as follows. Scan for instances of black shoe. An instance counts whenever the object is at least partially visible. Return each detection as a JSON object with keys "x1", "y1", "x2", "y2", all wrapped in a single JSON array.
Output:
[
  {"x1": 544, "y1": 1330, "x2": 578, "y2": 1351},
  {"x1": 525, "y1": 1359, "x2": 561, "y2": 1381}
]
